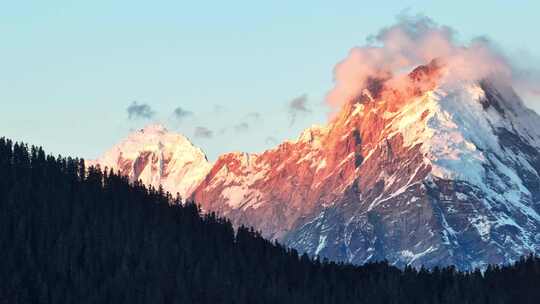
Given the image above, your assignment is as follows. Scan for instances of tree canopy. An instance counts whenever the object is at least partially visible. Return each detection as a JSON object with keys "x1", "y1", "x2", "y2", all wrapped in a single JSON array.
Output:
[{"x1": 0, "y1": 137, "x2": 539, "y2": 304}]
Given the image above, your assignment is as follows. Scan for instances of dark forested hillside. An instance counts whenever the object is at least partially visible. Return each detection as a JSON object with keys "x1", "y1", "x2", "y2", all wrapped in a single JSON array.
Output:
[{"x1": 0, "y1": 137, "x2": 539, "y2": 304}]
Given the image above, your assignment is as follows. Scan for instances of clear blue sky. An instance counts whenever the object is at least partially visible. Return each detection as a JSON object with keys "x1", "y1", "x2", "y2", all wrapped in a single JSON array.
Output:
[{"x1": 2, "y1": 0, "x2": 539, "y2": 160}]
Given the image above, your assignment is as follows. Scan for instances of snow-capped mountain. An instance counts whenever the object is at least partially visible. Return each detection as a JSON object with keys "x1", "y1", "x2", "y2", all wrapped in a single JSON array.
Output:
[
  {"x1": 91, "y1": 63, "x2": 540, "y2": 269},
  {"x1": 87, "y1": 124, "x2": 211, "y2": 199},
  {"x1": 191, "y1": 63, "x2": 540, "y2": 269}
]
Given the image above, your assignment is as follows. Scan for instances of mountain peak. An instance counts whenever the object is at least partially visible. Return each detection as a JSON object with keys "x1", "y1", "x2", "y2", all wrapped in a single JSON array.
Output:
[
  {"x1": 192, "y1": 76, "x2": 540, "y2": 269},
  {"x1": 88, "y1": 126, "x2": 211, "y2": 198}
]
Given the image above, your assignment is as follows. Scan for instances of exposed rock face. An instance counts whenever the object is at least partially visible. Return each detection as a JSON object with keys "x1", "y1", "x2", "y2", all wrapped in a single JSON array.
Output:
[
  {"x1": 192, "y1": 65, "x2": 540, "y2": 269},
  {"x1": 93, "y1": 63, "x2": 540, "y2": 270},
  {"x1": 87, "y1": 124, "x2": 211, "y2": 199}
]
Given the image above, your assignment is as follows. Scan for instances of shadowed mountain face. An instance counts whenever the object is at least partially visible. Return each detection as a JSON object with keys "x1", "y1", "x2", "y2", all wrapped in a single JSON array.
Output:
[{"x1": 93, "y1": 64, "x2": 540, "y2": 269}]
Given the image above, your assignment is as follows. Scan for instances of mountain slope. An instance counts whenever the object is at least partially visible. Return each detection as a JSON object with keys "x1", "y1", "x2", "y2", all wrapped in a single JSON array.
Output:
[
  {"x1": 88, "y1": 124, "x2": 211, "y2": 199},
  {"x1": 191, "y1": 63, "x2": 540, "y2": 269}
]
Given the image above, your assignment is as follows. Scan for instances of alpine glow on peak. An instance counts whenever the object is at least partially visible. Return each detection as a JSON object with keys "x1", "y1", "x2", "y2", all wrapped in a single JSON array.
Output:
[{"x1": 93, "y1": 62, "x2": 540, "y2": 269}]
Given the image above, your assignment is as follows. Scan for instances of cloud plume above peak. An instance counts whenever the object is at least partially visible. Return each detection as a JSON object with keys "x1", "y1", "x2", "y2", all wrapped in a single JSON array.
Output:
[{"x1": 327, "y1": 14, "x2": 538, "y2": 111}]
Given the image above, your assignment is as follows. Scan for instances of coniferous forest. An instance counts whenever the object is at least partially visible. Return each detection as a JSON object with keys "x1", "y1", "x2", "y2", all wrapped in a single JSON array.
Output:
[{"x1": 1, "y1": 137, "x2": 539, "y2": 304}]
